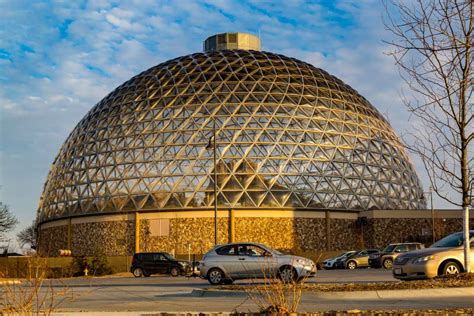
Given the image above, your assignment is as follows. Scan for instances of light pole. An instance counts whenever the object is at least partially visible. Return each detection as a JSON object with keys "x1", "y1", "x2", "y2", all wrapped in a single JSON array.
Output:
[
  {"x1": 206, "y1": 119, "x2": 218, "y2": 245},
  {"x1": 421, "y1": 187, "x2": 435, "y2": 244}
]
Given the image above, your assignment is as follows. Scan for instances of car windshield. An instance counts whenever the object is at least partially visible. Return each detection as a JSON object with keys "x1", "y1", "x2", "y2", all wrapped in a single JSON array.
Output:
[
  {"x1": 431, "y1": 232, "x2": 474, "y2": 248},
  {"x1": 346, "y1": 251, "x2": 359, "y2": 258},
  {"x1": 270, "y1": 248, "x2": 283, "y2": 255},
  {"x1": 163, "y1": 252, "x2": 175, "y2": 260},
  {"x1": 383, "y1": 245, "x2": 396, "y2": 252},
  {"x1": 431, "y1": 233, "x2": 464, "y2": 248}
]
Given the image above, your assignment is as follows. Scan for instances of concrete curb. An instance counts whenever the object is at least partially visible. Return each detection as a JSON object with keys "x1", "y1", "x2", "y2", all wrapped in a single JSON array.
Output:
[
  {"x1": 308, "y1": 287, "x2": 474, "y2": 300},
  {"x1": 191, "y1": 289, "x2": 248, "y2": 297},
  {"x1": 194, "y1": 286, "x2": 474, "y2": 300}
]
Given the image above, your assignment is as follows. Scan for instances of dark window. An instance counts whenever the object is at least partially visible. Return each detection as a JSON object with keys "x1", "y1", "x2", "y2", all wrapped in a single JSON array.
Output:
[
  {"x1": 209, "y1": 36, "x2": 216, "y2": 49},
  {"x1": 153, "y1": 253, "x2": 166, "y2": 261},
  {"x1": 216, "y1": 245, "x2": 237, "y2": 255},
  {"x1": 228, "y1": 33, "x2": 237, "y2": 43},
  {"x1": 408, "y1": 244, "x2": 418, "y2": 251},
  {"x1": 218, "y1": 34, "x2": 226, "y2": 44},
  {"x1": 244, "y1": 245, "x2": 267, "y2": 257},
  {"x1": 395, "y1": 245, "x2": 408, "y2": 252},
  {"x1": 142, "y1": 253, "x2": 154, "y2": 262},
  {"x1": 383, "y1": 245, "x2": 396, "y2": 252}
]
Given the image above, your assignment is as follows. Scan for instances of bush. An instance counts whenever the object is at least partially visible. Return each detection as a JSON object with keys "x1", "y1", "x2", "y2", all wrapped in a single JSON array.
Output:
[
  {"x1": 90, "y1": 249, "x2": 112, "y2": 276},
  {"x1": 70, "y1": 256, "x2": 89, "y2": 277}
]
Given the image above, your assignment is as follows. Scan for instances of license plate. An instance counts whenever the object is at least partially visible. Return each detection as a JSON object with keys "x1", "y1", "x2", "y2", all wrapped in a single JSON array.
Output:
[{"x1": 394, "y1": 268, "x2": 402, "y2": 274}]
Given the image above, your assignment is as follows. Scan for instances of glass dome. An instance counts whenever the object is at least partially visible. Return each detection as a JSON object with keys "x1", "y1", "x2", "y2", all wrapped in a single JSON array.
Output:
[{"x1": 38, "y1": 50, "x2": 425, "y2": 223}]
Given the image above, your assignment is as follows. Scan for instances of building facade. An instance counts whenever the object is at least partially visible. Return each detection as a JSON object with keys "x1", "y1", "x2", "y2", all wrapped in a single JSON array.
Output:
[{"x1": 38, "y1": 33, "x2": 443, "y2": 256}]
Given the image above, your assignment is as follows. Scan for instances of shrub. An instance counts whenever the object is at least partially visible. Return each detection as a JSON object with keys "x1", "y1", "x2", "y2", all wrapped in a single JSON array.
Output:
[
  {"x1": 90, "y1": 249, "x2": 112, "y2": 276},
  {"x1": 70, "y1": 256, "x2": 89, "y2": 277}
]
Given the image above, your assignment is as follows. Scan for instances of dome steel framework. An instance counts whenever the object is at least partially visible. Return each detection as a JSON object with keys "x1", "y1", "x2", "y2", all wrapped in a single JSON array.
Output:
[{"x1": 38, "y1": 50, "x2": 425, "y2": 223}]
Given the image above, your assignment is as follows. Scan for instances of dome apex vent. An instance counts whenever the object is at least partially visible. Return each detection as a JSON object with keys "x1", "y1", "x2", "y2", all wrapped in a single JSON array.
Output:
[{"x1": 203, "y1": 32, "x2": 261, "y2": 52}]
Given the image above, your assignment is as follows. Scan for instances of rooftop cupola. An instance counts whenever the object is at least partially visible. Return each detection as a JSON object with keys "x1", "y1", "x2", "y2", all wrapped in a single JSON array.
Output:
[{"x1": 203, "y1": 32, "x2": 261, "y2": 52}]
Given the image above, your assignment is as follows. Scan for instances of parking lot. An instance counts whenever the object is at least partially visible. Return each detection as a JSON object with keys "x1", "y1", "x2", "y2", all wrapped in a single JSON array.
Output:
[{"x1": 8, "y1": 269, "x2": 472, "y2": 313}]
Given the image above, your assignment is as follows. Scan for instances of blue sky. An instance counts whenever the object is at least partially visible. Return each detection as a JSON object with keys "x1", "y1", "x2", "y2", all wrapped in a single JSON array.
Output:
[{"x1": 0, "y1": 0, "x2": 457, "y2": 249}]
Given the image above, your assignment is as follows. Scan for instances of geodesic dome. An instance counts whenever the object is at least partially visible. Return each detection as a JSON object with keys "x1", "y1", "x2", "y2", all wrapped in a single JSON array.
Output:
[{"x1": 38, "y1": 49, "x2": 425, "y2": 223}]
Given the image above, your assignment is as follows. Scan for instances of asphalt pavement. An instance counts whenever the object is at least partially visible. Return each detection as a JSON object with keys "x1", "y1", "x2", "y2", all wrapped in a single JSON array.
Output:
[{"x1": 2, "y1": 269, "x2": 473, "y2": 314}]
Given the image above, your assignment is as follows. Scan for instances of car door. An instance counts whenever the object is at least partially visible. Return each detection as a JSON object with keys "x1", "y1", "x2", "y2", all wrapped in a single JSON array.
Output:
[
  {"x1": 142, "y1": 253, "x2": 156, "y2": 273},
  {"x1": 356, "y1": 250, "x2": 368, "y2": 266},
  {"x1": 239, "y1": 244, "x2": 277, "y2": 278},
  {"x1": 215, "y1": 244, "x2": 243, "y2": 278},
  {"x1": 153, "y1": 253, "x2": 169, "y2": 274}
]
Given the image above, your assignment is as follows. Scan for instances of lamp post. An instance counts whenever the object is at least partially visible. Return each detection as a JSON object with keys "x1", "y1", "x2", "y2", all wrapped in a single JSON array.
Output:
[
  {"x1": 421, "y1": 187, "x2": 435, "y2": 244},
  {"x1": 206, "y1": 119, "x2": 218, "y2": 245}
]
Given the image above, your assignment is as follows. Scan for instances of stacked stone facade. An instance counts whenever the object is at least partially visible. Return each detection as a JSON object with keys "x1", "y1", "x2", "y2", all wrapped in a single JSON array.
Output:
[{"x1": 38, "y1": 210, "x2": 473, "y2": 257}]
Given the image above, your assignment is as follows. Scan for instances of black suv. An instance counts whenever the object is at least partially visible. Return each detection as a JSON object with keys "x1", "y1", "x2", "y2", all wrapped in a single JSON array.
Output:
[{"x1": 131, "y1": 252, "x2": 191, "y2": 277}]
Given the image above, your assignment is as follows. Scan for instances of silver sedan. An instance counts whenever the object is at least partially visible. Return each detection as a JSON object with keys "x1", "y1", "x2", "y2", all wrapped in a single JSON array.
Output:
[{"x1": 198, "y1": 242, "x2": 316, "y2": 285}]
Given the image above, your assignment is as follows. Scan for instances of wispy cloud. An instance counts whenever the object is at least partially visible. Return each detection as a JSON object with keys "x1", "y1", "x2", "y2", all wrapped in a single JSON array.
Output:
[{"x1": 0, "y1": 0, "x2": 455, "y2": 248}]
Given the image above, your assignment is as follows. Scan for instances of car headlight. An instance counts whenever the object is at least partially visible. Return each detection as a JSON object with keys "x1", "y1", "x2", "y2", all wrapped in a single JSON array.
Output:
[
  {"x1": 296, "y1": 258, "x2": 310, "y2": 265},
  {"x1": 413, "y1": 255, "x2": 435, "y2": 264}
]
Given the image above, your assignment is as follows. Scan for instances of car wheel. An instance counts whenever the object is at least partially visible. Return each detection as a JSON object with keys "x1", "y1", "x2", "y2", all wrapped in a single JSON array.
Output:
[
  {"x1": 442, "y1": 261, "x2": 461, "y2": 275},
  {"x1": 207, "y1": 268, "x2": 225, "y2": 285},
  {"x1": 170, "y1": 267, "x2": 180, "y2": 277},
  {"x1": 279, "y1": 266, "x2": 297, "y2": 283},
  {"x1": 383, "y1": 258, "x2": 393, "y2": 270},
  {"x1": 347, "y1": 261, "x2": 357, "y2": 270},
  {"x1": 132, "y1": 268, "x2": 144, "y2": 277}
]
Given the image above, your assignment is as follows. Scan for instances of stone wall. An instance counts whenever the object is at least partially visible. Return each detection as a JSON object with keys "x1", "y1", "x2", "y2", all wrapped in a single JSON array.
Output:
[
  {"x1": 38, "y1": 211, "x2": 474, "y2": 256},
  {"x1": 72, "y1": 221, "x2": 135, "y2": 256},
  {"x1": 40, "y1": 217, "x2": 332, "y2": 256},
  {"x1": 39, "y1": 221, "x2": 135, "y2": 256},
  {"x1": 329, "y1": 219, "x2": 360, "y2": 250},
  {"x1": 140, "y1": 217, "x2": 229, "y2": 255},
  {"x1": 38, "y1": 225, "x2": 68, "y2": 256},
  {"x1": 363, "y1": 218, "x2": 472, "y2": 249}
]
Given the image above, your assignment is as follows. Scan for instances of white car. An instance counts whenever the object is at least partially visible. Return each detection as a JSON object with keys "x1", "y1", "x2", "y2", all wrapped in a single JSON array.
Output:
[
  {"x1": 323, "y1": 251, "x2": 357, "y2": 269},
  {"x1": 199, "y1": 242, "x2": 316, "y2": 285}
]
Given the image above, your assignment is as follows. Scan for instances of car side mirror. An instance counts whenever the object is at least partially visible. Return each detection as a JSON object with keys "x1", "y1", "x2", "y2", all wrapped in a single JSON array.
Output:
[
  {"x1": 395, "y1": 249, "x2": 401, "y2": 253},
  {"x1": 264, "y1": 252, "x2": 272, "y2": 257}
]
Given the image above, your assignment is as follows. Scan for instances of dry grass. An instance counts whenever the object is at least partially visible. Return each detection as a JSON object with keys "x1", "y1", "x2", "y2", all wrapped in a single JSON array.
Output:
[
  {"x1": 242, "y1": 277, "x2": 306, "y2": 313},
  {"x1": 0, "y1": 256, "x2": 73, "y2": 315},
  {"x1": 233, "y1": 256, "x2": 319, "y2": 314}
]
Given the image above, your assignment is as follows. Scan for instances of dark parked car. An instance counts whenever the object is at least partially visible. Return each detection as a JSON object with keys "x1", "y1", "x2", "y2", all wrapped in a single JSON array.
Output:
[
  {"x1": 323, "y1": 251, "x2": 357, "y2": 269},
  {"x1": 131, "y1": 252, "x2": 191, "y2": 277},
  {"x1": 369, "y1": 242, "x2": 424, "y2": 269}
]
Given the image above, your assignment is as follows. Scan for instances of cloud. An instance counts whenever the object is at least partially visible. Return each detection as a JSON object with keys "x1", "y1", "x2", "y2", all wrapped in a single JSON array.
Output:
[{"x1": 0, "y1": 0, "x2": 457, "y2": 250}]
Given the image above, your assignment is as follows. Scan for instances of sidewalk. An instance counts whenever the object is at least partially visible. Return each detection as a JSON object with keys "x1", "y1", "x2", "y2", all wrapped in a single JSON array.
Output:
[{"x1": 43, "y1": 287, "x2": 474, "y2": 315}]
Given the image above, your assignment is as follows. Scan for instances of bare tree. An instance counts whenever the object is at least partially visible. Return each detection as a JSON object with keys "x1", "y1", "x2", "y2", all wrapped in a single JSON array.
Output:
[
  {"x1": 385, "y1": 0, "x2": 473, "y2": 272},
  {"x1": 0, "y1": 202, "x2": 18, "y2": 241},
  {"x1": 17, "y1": 220, "x2": 38, "y2": 249}
]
